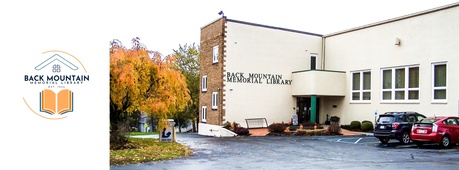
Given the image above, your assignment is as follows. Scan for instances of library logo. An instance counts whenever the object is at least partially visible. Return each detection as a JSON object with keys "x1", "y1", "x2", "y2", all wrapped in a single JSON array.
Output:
[{"x1": 23, "y1": 50, "x2": 90, "y2": 120}]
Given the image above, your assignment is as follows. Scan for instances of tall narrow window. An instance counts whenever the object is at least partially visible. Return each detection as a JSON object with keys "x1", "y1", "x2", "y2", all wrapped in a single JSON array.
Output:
[
  {"x1": 433, "y1": 63, "x2": 447, "y2": 101},
  {"x1": 212, "y1": 92, "x2": 218, "y2": 109},
  {"x1": 362, "y1": 72, "x2": 371, "y2": 100},
  {"x1": 381, "y1": 66, "x2": 419, "y2": 102},
  {"x1": 201, "y1": 75, "x2": 207, "y2": 92},
  {"x1": 408, "y1": 67, "x2": 419, "y2": 99},
  {"x1": 395, "y1": 68, "x2": 405, "y2": 100},
  {"x1": 310, "y1": 55, "x2": 317, "y2": 70},
  {"x1": 382, "y1": 69, "x2": 392, "y2": 100},
  {"x1": 351, "y1": 70, "x2": 371, "y2": 101},
  {"x1": 212, "y1": 45, "x2": 219, "y2": 63},
  {"x1": 201, "y1": 106, "x2": 207, "y2": 123}
]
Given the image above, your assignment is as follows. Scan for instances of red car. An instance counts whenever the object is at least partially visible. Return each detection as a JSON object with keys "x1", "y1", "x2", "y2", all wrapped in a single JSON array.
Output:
[{"x1": 410, "y1": 116, "x2": 459, "y2": 148}]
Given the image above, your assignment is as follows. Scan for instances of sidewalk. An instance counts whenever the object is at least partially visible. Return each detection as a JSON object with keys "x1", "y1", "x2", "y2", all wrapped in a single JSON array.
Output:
[
  {"x1": 249, "y1": 128, "x2": 270, "y2": 136},
  {"x1": 248, "y1": 127, "x2": 374, "y2": 137},
  {"x1": 340, "y1": 128, "x2": 374, "y2": 136}
]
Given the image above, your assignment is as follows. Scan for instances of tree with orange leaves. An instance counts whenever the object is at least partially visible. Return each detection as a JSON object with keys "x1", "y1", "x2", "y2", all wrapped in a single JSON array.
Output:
[{"x1": 110, "y1": 37, "x2": 191, "y2": 133}]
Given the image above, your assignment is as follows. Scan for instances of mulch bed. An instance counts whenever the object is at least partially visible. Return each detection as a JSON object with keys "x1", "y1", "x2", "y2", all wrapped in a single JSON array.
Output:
[{"x1": 267, "y1": 129, "x2": 342, "y2": 136}]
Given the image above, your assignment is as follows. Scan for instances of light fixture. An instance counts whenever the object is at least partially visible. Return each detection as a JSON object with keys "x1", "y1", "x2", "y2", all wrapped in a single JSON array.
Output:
[{"x1": 395, "y1": 38, "x2": 401, "y2": 46}]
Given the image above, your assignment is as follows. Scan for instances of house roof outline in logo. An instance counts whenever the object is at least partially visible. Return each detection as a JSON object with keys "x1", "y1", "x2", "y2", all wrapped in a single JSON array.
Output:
[{"x1": 35, "y1": 54, "x2": 79, "y2": 71}]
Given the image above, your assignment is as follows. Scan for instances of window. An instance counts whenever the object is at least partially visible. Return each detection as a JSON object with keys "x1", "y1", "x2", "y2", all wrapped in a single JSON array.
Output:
[
  {"x1": 446, "y1": 119, "x2": 457, "y2": 125},
  {"x1": 201, "y1": 75, "x2": 207, "y2": 92},
  {"x1": 351, "y1": 70, "x2": 371, "y2": 101},
  {"x1": 212, "y1": 92, "x2": 218, "y2": 109},
  {"x1": 381, "y1": 66, "x2": 419, "y2": 102},
  {"x1": 212, "y1": 45, "x2": 219, "y2": 63},
  {"x1": 432, "y1": 63, "x2": 447, "y2": 101},
  {"x1": 310, "y1": 55, "x2": 317, "y2": 70},
  {"x1": 201, "y1": 106, "x2": 207, "y2": 122}
]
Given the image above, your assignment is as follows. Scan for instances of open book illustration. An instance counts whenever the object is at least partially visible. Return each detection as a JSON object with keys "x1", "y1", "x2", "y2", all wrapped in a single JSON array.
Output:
[{"x1": 40, "y1": 89, "x2": 74, "y2": 115}]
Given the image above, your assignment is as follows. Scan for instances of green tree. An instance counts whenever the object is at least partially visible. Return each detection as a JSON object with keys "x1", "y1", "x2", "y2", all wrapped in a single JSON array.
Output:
[{"x1": 172, "y1": 43, "x2": 200, "y2": 132}]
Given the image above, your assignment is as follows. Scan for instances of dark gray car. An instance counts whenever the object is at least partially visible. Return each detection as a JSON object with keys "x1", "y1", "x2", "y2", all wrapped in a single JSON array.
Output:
[{"x1": 373, "y1": 111, "x2": 426, "y2": 144}]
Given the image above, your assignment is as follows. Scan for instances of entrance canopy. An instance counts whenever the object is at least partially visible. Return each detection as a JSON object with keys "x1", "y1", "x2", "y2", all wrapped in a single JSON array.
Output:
[{"x1": 291, "y1": 70, "x2": 346, "y2": 97}]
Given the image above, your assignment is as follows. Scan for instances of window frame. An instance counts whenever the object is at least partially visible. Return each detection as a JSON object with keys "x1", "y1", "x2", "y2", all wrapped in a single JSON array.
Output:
[
  {"x1": 211, "y1": 92, "x2": 218, "y2": 110},
  {"x1": 212, "y1": 45, "x2": 219, "y2": 63},
  {"x1": 350, "y1": 70, "x2": 371, "y2": 103},
  {"x1": 380, "y1": 65, "x2": 420, "y2": 103},
  {"x1": 201, "y1": 75, "x2": 207, "y2": 92},
  {"x1": 201, "y1": 106, "x2": 207, "y2": 123},
  {"x1": 432, "y1": 62, "x2": 447, "y2": 103}
]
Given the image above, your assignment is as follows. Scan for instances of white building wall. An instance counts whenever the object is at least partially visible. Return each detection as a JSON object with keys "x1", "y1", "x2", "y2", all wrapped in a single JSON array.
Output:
[
  {"x1": 223, "y1": 21, "x2": 322, "y2": 127},
  {"x1": 324, "y1": 6, "x2": 459, "y2": 124}
]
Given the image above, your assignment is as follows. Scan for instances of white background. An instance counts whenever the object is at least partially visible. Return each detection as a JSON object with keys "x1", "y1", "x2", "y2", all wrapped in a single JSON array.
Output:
[{"x1": 0, "y1": 0, "x2": 457, "y2": 169}]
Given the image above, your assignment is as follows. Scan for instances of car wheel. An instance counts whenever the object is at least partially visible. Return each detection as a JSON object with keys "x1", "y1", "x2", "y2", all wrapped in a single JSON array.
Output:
[
  {"x1": 379, "y1": 138, "x2": 389, "y2": 144},
  {"x1": 400, "y1": 132, "x2": 411, "y2": 144},
  {"x1": 440, "y1": 136, "x2": 451, "y2": 148}
]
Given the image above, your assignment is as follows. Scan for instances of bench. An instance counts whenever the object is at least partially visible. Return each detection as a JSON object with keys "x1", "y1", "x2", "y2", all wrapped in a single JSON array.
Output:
[{"x1": 245, "y1": 118, "x2": 268, "y2": 129}]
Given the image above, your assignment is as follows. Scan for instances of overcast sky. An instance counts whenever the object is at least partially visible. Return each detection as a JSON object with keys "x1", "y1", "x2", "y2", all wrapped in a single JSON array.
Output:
[
  {"x1": 107, "y1": 0, "x2": 458, "y2": 56},
  {"x1": 1, "y1": 0, "x2": 457, "y2": 56}
]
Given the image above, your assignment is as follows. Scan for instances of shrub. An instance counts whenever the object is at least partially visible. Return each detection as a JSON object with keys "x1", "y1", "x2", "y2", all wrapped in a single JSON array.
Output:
[
  {"x1": 340, "y1": 125, "x2": 351, "y2": 129},
  {"x1": 361, "y1": 121, "x2": 374, "y2": 132},
  {"x1": 294, "y1": 129, "x2": 325, "y2": 136},
  {"x1": 327, "y1": 123, "x2": 341, "y2": 135},
  {"x1": 350, "y1": 121, "x2": 361, "y2": 130},
  {"x1": 289, "y1": 125, "x2": 300, "y2": 131},
  {"x1": 302, "y1": 122, "x2": 316, "y2": 127},
  {"x1": 223, "y1": 121, "x2": 232, "y2": 130},
  {"x1": 268, "y1": 123, "x2": 287, "y2": 133},
  {"x1": 362, "y1": 120, "x2": 372, "y2": 124},
  {"x1": 232, "y1": 121, "x2": 240, "y2": 128},
  {"x1": 233, "y1": 127, "x2": 250, "y2": 136}
]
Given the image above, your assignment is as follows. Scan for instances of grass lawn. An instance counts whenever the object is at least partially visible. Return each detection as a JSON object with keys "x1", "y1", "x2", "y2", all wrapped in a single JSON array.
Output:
[
  {"x1": 110, "y1": 137, "x2": 193, "y2": 166},
  {"x1": 127, "y1": 132, "x2": 159, "y2": 136}
]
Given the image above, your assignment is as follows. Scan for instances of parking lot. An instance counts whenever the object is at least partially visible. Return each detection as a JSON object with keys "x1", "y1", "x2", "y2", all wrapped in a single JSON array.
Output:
[
  {"x1": 327, "y1": 136, "x2": 380, "y2": 145},
  {"x1": 111, "y1": 134, "x2": 459, "y2": 170}
]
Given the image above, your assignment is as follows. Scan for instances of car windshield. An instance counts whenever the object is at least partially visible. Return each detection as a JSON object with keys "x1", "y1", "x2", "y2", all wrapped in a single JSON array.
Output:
[
  {"x1": 419, "y1": 118, "x2": 439, "y2": 123},
  {"x1": 377, "y1": 116, "x2": 394, "y2": 124}
]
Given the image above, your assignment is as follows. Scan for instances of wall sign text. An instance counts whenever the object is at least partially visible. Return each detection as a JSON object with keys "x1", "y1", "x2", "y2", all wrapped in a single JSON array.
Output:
[{"x1": 226, "y1": 72, "x2": 292, "y2": 85}]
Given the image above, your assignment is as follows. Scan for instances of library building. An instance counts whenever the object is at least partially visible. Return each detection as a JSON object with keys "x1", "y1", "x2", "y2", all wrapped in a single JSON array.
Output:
[{"x1": 198, "y1": 3, "x2": 459, "y2": 136}]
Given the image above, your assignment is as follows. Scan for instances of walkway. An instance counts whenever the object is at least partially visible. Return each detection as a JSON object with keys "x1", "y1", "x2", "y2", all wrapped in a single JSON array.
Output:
[{"x1": 248, "y1": 127, "x2": 373, "y2": 137}]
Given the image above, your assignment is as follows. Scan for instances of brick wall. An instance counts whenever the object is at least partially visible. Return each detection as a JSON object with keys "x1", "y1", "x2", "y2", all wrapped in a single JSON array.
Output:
[{"x1": 199, "y1": 17, "x2": 225, "y2": 125}]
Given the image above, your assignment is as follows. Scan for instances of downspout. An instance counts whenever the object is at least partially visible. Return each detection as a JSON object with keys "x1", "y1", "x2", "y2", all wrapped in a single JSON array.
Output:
[{"x1": 321, "y1": 36, "x2": 326, "y2": 70}]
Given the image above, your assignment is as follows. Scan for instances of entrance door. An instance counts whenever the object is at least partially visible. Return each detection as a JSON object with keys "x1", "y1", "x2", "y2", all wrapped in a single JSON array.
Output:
[
  {"x1": 296, "y1": 97, "x2": 320, "y2": 124},
  {"x1": 297, "y1": 98, "x2": 308, "y2": 124}
]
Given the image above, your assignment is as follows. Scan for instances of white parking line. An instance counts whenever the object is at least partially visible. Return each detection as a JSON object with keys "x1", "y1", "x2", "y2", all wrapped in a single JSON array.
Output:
[{"x1": 329, "y1": 137, "x2": 380, "y2": 144}]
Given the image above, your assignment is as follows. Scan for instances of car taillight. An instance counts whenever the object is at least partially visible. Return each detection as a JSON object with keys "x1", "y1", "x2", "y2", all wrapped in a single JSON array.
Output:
[
  {"x1": 432, "y1": 124, "x2": 438, "y2": 132},
  {"x1": 392, "y1": 122, "x2": 400, "y2": 129}
]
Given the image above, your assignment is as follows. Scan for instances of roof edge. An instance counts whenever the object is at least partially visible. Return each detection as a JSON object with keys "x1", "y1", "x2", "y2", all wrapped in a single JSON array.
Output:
[
  {"x1": 324, "y1": 2, "x2": 459, "y2": 37},
  {"x1": 200, "y1": 16, "x2": 225, "y2": 30},
  {"x1": 226, "y1": 18, "x2": 323, "y2": 37}
]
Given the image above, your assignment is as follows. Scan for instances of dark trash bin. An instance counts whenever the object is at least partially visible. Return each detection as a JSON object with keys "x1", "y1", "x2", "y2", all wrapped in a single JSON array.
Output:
[{"x1": 330, "y1": 116, "x2": 340, "y2": 123}]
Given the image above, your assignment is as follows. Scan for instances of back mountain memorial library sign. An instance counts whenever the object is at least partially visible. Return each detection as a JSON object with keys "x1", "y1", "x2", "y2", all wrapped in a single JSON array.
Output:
[{"x1": 226, "y1": 72, "x2": 292, "y2": 85}]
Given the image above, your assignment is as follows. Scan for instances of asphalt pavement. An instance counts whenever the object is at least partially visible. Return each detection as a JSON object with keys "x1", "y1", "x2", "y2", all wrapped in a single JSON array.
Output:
[{"x1": 112, "y1": 133, "x2": 459, "y2": 170}]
